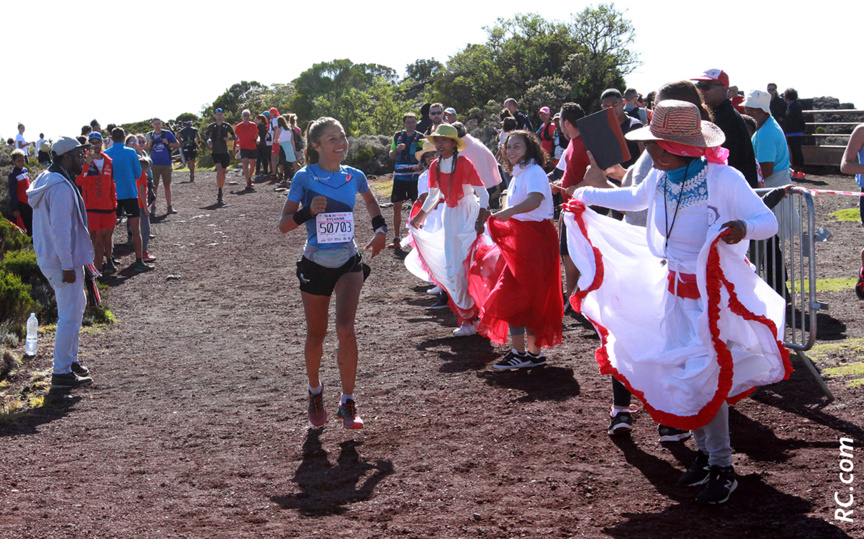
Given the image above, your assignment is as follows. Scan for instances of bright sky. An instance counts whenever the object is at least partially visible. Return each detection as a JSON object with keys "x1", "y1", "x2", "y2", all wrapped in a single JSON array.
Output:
[{"x1": 4, "y1": 0, "x2": 859, "y2": 144}]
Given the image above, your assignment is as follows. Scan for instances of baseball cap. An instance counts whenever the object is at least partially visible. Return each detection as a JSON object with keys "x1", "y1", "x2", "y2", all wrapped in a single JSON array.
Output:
[
  {"x1": 52, "y1": 136, "x2": 90, "y2": 156},
  {"x1": 444, "y1": 107, "x2": 457, "y2": 115},
  {"x1": 262, "y1": 111, "x2": 271, "y2": 116},
  {"x1": 88, "y1": 132, "x2": 103, "y2": 142},
  {"x1": 538, "y1": 106, "x2": 551, "y2": 115},
  {"x1": 741, "y1": 90, "x2": 771, "y2": 114},
  {"x1": 691, "y1": 69, "x2": 729, "y2": 87}
]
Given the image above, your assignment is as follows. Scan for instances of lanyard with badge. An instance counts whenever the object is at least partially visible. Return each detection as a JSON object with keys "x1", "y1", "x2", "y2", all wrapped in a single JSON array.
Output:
[{"x1": 311, "y1": 167, "x2": 354, "y2": 244}]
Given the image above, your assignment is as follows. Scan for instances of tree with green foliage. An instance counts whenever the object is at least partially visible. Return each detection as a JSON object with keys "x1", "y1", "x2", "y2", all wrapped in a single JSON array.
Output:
[
  {"x1": 175, "y1": 112, "x2": 198, "y2": 124},
  {"x1": 205, "y1": 81, "x2": 268, "y2": 124},
  {"x1": 564, "y1": 4, "x2": 639, "y2": 111},
  {"x1": 433, "y1": 5, "x2": 639, "y2": 123},
  {"x1": 290, "y1": 59, "x2": 416, "y2": 135}
]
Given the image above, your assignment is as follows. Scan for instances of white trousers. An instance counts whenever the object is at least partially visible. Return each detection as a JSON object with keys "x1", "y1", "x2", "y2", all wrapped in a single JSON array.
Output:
[{"x1": 43, "y1": 267, "x2": 86, "y2": 374}]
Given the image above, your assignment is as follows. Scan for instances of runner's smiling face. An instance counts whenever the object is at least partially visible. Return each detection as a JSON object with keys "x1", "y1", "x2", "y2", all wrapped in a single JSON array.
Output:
[{"x1": 312, "y1": 124, "x2": 348, "y2": 165}]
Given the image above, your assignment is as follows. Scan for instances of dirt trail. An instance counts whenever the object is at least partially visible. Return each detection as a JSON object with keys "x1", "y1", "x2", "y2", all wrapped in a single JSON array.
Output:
[{"x1": 0, "y1": 169, "x2": 862, "y2": 538}]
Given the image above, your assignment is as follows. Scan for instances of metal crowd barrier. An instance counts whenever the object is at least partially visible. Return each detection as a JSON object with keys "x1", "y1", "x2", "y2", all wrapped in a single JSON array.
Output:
[{"x1": 751, "y1": 187, "x2": 833, "y2": 401}]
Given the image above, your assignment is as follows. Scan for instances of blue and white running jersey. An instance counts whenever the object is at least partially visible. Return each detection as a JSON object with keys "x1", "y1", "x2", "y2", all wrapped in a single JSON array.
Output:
[{"x1": 287, "y1": 164, "x2": 369, "y2": 250}]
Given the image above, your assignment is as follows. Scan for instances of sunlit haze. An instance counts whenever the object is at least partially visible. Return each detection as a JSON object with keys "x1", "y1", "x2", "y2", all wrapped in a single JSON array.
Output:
[{"x1": 4, "y1": 0, "x2": 858, "y2": 141}]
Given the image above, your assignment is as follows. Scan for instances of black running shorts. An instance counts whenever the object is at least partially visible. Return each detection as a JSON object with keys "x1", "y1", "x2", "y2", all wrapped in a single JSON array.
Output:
[
  {"x1": 115, "y1": 198, "x2": 140, "y2": 219},
  {"x1": 212, "y1": 152, "x2": 230, "y2": 169},
  {"x1": 296, "y1": 253, "x2": 366, "y2": 297},
  {"x1": 391, "y1": 177, "x2": 418, "y2": 203}
]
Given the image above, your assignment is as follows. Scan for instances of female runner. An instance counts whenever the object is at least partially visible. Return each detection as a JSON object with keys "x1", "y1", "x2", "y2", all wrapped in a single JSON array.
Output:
[{"x1": 279, "y1": 117, "x2": 387, "y2": 429}]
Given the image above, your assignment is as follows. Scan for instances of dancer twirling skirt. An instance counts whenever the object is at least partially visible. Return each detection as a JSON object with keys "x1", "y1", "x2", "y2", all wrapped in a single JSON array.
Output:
[
  {"x1": 469, "y1": 130, "x2": 563, "y2": 369},
  {"x1": 564, "y1": 100, "x2": 792, "y2": 505}
]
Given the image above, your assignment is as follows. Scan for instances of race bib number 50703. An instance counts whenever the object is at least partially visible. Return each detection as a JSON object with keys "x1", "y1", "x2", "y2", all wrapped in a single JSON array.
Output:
[{"x1": 315, "y1": 212, "x2": 354, "y2": 244}]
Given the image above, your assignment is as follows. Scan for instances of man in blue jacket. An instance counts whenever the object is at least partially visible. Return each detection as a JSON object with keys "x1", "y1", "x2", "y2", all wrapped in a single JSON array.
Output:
[{"x1": 104, "y1": 127, "x2": 151, "y2": 272}]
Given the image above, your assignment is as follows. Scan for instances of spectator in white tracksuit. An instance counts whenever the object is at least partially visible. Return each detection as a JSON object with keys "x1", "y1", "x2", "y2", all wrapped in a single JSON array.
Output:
[{"x1": 26, "y1": 136, "x2": 95, "y2": 390}]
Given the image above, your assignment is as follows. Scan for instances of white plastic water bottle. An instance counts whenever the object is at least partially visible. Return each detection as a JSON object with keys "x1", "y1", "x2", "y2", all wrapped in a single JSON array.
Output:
[{"x1": 25, "y1": 313, "x2": 38, "y2": 356}]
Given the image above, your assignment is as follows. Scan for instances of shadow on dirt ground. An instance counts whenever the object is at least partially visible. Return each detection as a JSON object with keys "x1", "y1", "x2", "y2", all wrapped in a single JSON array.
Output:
[{"x1": 271, "y1": 430, "x2": 393, "y2": 516}]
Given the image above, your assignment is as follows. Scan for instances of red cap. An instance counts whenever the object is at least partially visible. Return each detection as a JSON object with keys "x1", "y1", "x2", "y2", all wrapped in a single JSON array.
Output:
[
  {"x1": 269, "y1": 107, "x2": 280, "y2": 116},
  {"x1": 690, "y1": 69, "x2": 729, "y2": 87}
]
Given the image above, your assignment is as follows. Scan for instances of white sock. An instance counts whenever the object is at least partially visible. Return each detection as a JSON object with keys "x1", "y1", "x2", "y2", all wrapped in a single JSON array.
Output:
[
  {"x1": 611, "y1": 406, "x2": 630, "y2": 416},
  {"x1": 341, "y1": 393, "x2": 354, "y2": 405},
  {"x1": 309, "y1": 383, "x2": 322, "y2": 395}
]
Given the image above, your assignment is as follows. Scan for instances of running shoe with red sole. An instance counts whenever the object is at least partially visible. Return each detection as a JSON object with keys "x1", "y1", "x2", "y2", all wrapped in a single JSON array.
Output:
[{"x1": 337, "y1": 399, "x2": 364, "y2": 429}]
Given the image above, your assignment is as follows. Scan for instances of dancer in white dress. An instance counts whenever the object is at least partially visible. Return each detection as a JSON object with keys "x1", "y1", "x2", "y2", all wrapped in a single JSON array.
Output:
[
  {"x1": 565, "y1": 100, "x2": 791, "y2": 505},
  {"x1": 409, "y1": 125, "x2": 490, "y2": 336}
]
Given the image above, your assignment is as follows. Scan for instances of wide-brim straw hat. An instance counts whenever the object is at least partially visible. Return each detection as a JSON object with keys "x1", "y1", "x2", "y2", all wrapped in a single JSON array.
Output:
[
  {"x1": 425, "y1": 124, "x2": 467, "y2": 152},
  {"x1": 415, "y1": 140, "x2": 438, "y2": 161},
  {"x1": 625, "y1": 99, "x2": 725, "y2": 148}
]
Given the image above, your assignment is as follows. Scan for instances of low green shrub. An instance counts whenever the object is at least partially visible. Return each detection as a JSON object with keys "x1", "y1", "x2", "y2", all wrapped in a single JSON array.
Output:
[
  {"x1": 0, "y1": 250, "x2": 39, "y2": 281},
  {"x1": 345, "y1": 135, "x2": 392, "y2": 176},
  {"x1": 0, "y1": 212, "x2": 31, "y2": 253},
  {"x1": 0, "y1": 270, "x2": 36, "y2": 337}
]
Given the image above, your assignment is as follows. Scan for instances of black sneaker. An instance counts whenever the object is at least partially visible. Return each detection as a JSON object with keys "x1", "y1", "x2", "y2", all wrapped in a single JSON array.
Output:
[
  {"x1": 70, "y1": 362, "x2": 90, "y2": 377},
  {"x1": 658, "y1": 424, "x2": 692, "y2": 443},
  {"x1": 133, "y1": 261, "x2": 154, "y2": 273},
  {"x1": 493, "y1": 350, "x2": 531, "y2": 370},
  {"x1": 50, "y1": 372, "x2": 93, "y2": 389},
  {"x1": 102, "y1": 262, "x2": 116, "y2": 276},
  {"x1": 524, "y1": 352, "x2": 547, "y2": 368},
  {"x1": 678, "y1": 450, "x2": 710, "y2": 486},
  {"x1": 430, "y1": 293, "x2": 449, "y2": 310},
  {"x1": 695, "y1": 465, "x2": 738, "y2": 504},
  {"x1": 217, "y1": 190, "x2": 223, "y2": 205},
  {"x1": 608, "y1": 410, "x2": 633, "y2": 435}
]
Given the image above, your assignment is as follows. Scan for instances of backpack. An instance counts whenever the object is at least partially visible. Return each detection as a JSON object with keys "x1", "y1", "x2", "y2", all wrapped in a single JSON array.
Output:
[{"x1": 293, "y1": 126, "x2": 304, "y2": 151}]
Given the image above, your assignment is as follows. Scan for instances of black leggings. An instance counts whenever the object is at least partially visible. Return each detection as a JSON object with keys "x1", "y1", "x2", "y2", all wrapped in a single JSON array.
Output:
[
  {"x1": 257, "y1": 144, "x2": 270, "y2": 174},
  {"x1": 612, "y1": 377, "x2": 631, "y2": 407},
  {"x1": 787, "y1": 136, "x2": 805, "y2": 169},
  {"x1": 17, "y1": 204, "x2": 33, "y2": 237}
]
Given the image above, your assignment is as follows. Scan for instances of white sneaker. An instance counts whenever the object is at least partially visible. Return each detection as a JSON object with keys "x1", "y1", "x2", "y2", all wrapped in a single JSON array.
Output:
[
  {"x1": 427, "y1": 285, "x2": 442, "y2": 295},
  {"x1": 453, "y1": 323, "x2": 477, "y2": 337}
]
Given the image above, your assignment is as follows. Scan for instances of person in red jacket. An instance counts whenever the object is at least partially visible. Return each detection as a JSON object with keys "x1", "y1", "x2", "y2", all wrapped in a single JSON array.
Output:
[
  {"x1": 233, "y1": 109, "x2": 259, "y2": 190},
  {"x1": 7, "y1": 149, "x2": 32, "y2": 236},
  {"x1": 75, "y1": 132, "x2": 117, "y2": 274}
]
